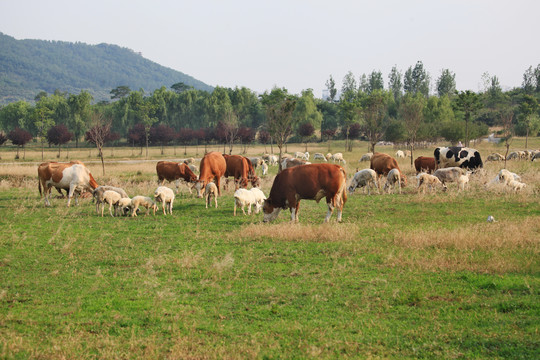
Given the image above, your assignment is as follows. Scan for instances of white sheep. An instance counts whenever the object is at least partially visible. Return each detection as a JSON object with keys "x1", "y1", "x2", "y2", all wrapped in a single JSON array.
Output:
[
  {"x1": 130, "y1": 196, "x2": 158, "y2": 217},
  {"x1": 92, "y1": 185, "x2": 129, "y2": 215},
  {"x1": 359, "y1": 153, "x2": 373, "y2": 162},
  {"x1": 348, "y1": 169, "x2": 379, "y2": 195},
  {"x1": 507, "y1": 179, "x2": 526, "y2": 192},
  {"x1": 416, "y1": 173, "x2": 443, "y2": 194},
  {"x1": 154, "y1": 186, "x2": 175, "y2": 215},
  {"x1": 457, "y1": 174, "x2": 470, "y2": 191},
  {"x1": 261, "y1": 162, "x2": 268, "y2": 176},
  {"x1": 204, "y1": 182, "x2": 218, "y2": 209},
  {"x1": 384, "y1": 168, "x2": 402, "y2": 194},
  {"x1": 116, "y1": 197, "x2": 132, "y2": 216},
  {"x1": 395, "y1": 150, "x2": 405, "y2": 158},
  {"x1": 330, "y1": 152, "x2": 346, "y2": 164},
  {"x1": 233, "y1": 188, "x2": 266, "y2": 216},
  {"x1": 102, "y1": 190, "x2": 122, "y2": 217},
  {"x1": 313, "y1": 153, "x2": 327, "y2": 162}
]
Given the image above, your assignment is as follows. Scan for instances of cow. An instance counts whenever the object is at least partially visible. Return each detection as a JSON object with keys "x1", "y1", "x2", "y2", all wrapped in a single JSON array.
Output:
[
  {"x1": 38, "y1": 161, "x2": 84, "y2": 197},
  {"x1": 38, "y1": 162, "x2": 98, "y2": 207},
  {"x1": 414, "y1": 156, "x2": 436, "y2": 174},
  {"x1": 193, "y1": 152, "x2": 227, "y2": 198},
  {"x1": 223, "y1": 154, "x2": 260, "y2": 190},
  {"x1": 262, "y1": 163, "x2": 347, "y2": 223},
  {"x1": 370, "y1": 153, "x2": 407, "y2": 190},
  {"x1": 434, "y1": 146, "x2": 483, "y2": 170},
  {"x1": 156, "y1": 161, "x2": 198, "y2": 193}
]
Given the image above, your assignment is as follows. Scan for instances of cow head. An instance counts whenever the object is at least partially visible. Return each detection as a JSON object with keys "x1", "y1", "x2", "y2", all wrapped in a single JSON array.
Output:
[
  {"x1": 262, "y1": 199, "x2": 281, "y2": 222},
  {"x1": 251, "y1": 176, "x2": 261, "y2": 188}
]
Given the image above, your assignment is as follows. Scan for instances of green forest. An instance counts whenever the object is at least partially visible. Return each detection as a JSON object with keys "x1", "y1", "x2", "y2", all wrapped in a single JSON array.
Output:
[{"x1": 1, "y1": 30, "x2": 540, "y2": 154}]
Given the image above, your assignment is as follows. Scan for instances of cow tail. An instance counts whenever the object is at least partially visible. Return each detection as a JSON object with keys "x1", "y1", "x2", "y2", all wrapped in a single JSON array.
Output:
[{"x1": 38, "y1": 177, "x2": 42, "y2": 197}]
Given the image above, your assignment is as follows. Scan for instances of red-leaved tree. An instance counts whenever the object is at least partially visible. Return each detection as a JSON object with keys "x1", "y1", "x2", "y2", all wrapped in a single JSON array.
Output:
[
  {"x1": 8, "y1": 127, "x2": 33, "y2": 159},
  {"x1": 47, "y1": 124, "x2": 73, "y2": 158}
]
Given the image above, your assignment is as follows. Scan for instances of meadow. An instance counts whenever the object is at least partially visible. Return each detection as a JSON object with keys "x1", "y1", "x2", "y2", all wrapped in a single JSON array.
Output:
[{"x1": 0, "y1": 139, "x2": 539, "y2": 359}]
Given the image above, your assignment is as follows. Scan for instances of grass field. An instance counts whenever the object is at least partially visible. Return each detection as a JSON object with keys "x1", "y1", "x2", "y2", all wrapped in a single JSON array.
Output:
[{"x1": 0, "y1": 139, "x2": 539, "y2": 359}]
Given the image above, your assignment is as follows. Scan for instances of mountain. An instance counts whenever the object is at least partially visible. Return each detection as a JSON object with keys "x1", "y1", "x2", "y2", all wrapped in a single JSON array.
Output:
[{"x1": 0, "y1": 32, "x2": 213, "y2": 104}]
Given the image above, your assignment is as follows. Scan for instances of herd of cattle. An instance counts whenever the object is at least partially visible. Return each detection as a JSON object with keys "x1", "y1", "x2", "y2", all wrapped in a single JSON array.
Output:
[{"x1": 36, "y1": 145, "x2": 535, "y2": 222}]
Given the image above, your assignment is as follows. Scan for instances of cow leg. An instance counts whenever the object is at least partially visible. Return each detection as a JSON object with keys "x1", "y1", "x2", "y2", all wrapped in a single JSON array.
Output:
[
  {"x1": 67, "y1": 185, "x2": 76, "y2": 207},
  {"x1": 44, "y1": 185, "x2": 52, "y2": 206},
  {"x1": 325, "y1": 200, "x2": 334, "y2": 222},
  {"x1": 216, "y1": 177, "x2": 222, "y2": 196}
]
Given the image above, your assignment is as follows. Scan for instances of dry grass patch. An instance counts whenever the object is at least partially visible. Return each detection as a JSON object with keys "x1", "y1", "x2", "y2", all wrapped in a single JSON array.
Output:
[{"x1": 234, "y1": 223, "x2": 361, "y2": 243}]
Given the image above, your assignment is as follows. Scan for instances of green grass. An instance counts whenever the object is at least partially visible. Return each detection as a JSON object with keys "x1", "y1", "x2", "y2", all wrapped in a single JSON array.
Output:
[{"x1": 0, "y1": 183, "x2": 539, "y2": 359}]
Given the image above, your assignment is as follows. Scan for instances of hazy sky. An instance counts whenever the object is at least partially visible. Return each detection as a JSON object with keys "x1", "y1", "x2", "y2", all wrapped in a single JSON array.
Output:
[{"x1": 1, "y1": 0, "x2": 538, "y2": 97}]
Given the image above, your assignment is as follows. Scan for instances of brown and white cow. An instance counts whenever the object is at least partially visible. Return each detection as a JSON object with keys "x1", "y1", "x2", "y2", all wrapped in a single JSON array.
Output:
[
  {"x1": 414, "y1": 156, "x2": 436, "y2": 174},
  {"x1": 370, "y1": 153, "x2": 407, "y2": 189},
  {"x1": 223, "y1": 154, "x2": 260, "y2": 190},
  {"x1": 194, "y1": 152, "x2": 227, "y2": 198},
  {"x1": 156, "y1": 161, "x2": 198, "y2": 193},
  {"x1": 38, "y1": 161, "x2": 98, "y2": 206},
  {"x1": 262, "y1": 163, "x2": 347, "y2": 223}
]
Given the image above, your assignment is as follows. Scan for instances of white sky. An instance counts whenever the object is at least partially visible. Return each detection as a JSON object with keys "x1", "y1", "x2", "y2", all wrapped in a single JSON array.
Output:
[{"x1": 1, "y1": 0, "x2": 538, "y2": 97}]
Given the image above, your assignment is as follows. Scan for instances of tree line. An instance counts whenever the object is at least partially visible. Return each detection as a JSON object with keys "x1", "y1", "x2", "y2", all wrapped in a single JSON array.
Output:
[{"x1": 1, "y1": 61, "x2": 539, "y2": 164}]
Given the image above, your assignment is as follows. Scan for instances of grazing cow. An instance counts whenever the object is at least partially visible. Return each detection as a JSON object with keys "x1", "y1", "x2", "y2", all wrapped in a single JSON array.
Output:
[
  {"x1": 38, "y1": 162, "x2": 98, "y2": 207},
  {"x1": 370, "y1": 153, "x2": 407, "y2": 189},
  {"x1": 156, "y1": 161, "x2": 198, "y2": 194},
  {"x1": 414, "y1": 156, "x2": 436, "y2": 174},
  {"x1": 433, "y1": 167, "x2": 468, "y2": 190},
  {"x1": 262, "y1": 163, "x2": 347, "y2": 223},
  {"x1": 194, "y1": 152, "x2": 227, "y2": 198},
  {"x1": 348, "y1": 169, "x2": 379, "y2": 195},
  {"x1": 281, "y1": 158, "x2": 310, "y2": 169},
  {"x1": 223, "y1": 154, "x2": 260, "y2": 190},
  {"x1": 434, "y1": 146, "x2": 483, "y2": 170},
  {"x1": 416, "y1": 173, "x2": 443, "y2": 194}
]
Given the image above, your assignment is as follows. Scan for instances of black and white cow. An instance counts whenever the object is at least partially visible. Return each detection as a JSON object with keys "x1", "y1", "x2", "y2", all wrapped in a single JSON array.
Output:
[{"x1": 434, "y1": 147, "x2": 483, "y2": 170}]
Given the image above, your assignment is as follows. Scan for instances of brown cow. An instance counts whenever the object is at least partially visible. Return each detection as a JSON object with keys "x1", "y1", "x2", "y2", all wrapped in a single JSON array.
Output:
[
  {"x1": 370, "y1": 153, "x2": 407, "y2": 189},
  {"x1": 38, "y1": 161, "x2": 84, "y2": 197},
  {"x1": 194, "y1": 152, "x2": 227, "y2": 198},
  {"x1": 38, "y1": 161, "x2": 98, "y2": 206},
  {"x1": 223, "y1": 154, "x2": 260, "y2": 190},
  {"x1": 156, "y1": 161, "x2": 198, "y2": 193},
  {"x1": 262, "y1": 163, "x2": 347, "y2": 223},
  {"x1": 414, "y1": 156, "x2": 436, "y2": 174}
]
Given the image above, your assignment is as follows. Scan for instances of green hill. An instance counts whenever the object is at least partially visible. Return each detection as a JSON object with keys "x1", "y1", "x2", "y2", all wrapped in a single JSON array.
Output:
[{"x1": 0, "y1": 32, "x2": 213, "y2": 104}]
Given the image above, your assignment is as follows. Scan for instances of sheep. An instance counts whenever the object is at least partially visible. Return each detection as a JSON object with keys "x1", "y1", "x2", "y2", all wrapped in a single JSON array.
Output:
[
  {"x1": 384, "y1": 168, "x2": 402, "y2": 194},
  {"x1": 130, "y1": 196, "x2": 158, "y2": 217},
  {"x1": 102, "y1": 190, "x2": 122, "y2": 217},
  {"x1": 457, "y1": 174, "x2": 470, "y2": 191},
  {"x1": 92, "y1": 185, "x2": 129, "y2": 215},
  {"x1": 359, "y1": 153, "x2": 373, "y2": 162},
  {"x1": 507, "y1": 179, "x2": 526, "y2": 192},
  {"x1": 154, "y1": 186, "x2": 175, "y2": 215},
  {"x1": 188, "y1": 164, "x2": 199, "y2": 174},
  {"x1": 233, "y1": 188, "x2": 267, "y2": 216},
  {"x1": 416, "y1": 173, "x2": 443, "y2": 194},
  {"x1": 249, "y1": 157, "x2": 264, "y2": 168},
  {"x1": 313, "y1": 153, "x2": 327, "y2": 162},
  {"x1": 204, "y1": 182, "x2": 218, "y2": 209},
  {"x1": 486, "y1": 153, "x2": 504, "y2": 161},
  {"x1": 325, "y1": 153, "x2": 333, "y2": 161},
  {"x1": 116, "y1": 197, "x2": 132, "y2": 216},
  {"x1": 491, "y1": 169, "x2": 521, "y2": 186},
  {"x1": 531, "y1": 151, "x2": 540, "y2": 161},
  {"x1": 348, "y1": 169, "x2": 379, "y2": 195},
  {"x1": 267, "y1": 155, "x2": 279, "y2": 166},
  {"x1": 395, "y1": 150, "x2": 405, "y2": 158},
  {"x1": 261, "y1": 162, "x2": 268, "y2": 176},
  {"x1": 433, "y1": 167, "x2": 468, "y2": 190},
  {"x1": 184, "y1": 157, "x2": 196, "y2": 164},
  {"x1": 506, "y1": 151, "x2": 520, "y2": 160},
  {"x1": 294, "y1": 151, "x2": 309, "y2": 160},
  {"x1": 330, "y1": 152, "x2": 346, "y2": 164}
]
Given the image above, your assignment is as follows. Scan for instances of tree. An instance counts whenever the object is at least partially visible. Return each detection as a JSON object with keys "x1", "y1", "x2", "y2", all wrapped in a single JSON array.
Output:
[
  {"x1": 177, "y1": 128, "x2": 194, "y2": 155},
  {"x1": 341, "y1": 71, "x2": 357, "y2": 97},
  {"x1": 67, "y1": 91, "x2": 93, "y2": 148},
  {"x1": 522, "y1": 66, "x2": 536, "y2": 94},
  {"x1": 127, "y1": 123, "x2": 146, "y2": 155},
  {"x1": 217, "y1": 110, "x2": 239, "y2": 154},
  {"x1": 399, "y1": 94, "x2": 425, "y2": 167},
  {"x1": 0, "y1": 101, "x2": 31, "y2": 132},
  {"x1": 404, "y1": 61, "x2": 430, "y2": 97},
  {"x1": 325, "y1": 75, "x2": 337, "y2": 102},
  {"x1": 293, "y1": 89, "x2": 322, "y2": 134},
  {"x1": 8, "y1": 127, "x2": 32, "y2": 159},
  {"x1": 500, "y1": 103, "x2": 515, "y2": 168},
  {"x1": 237, "y1": 127, "x2": 256, "y2": 154},
  {"x1": 436, "y1": 69, "x2": 456, "y2": 98},
  {"x1": 33, "y1": 102, "x2": 55, "y2": 161},
  {"x1": 137, "y1": 101, "x2": 159, "y2": 159},
  {"x1": 150, "y1": 124, "x2": 176, "y2": 155},
  {"x1": 85, "y1": 113, "x2": 111, "y2": 175},
  {"x1": 518, "y1": 94, "x2": 539, "y2": 148},
  {"x1": 258, "y1": 130, "x2": 271, "y2": 153},
  {"x1": 47, "y1": 124, "x2": 73, "y2": 158},
  {"x1": 260, "y1": 88, "x2": 297, "y2": 172},
  {"x1": 297, "y1": 122, "x2": 315, "y2": 151},
  {"x1": 171, "y1": 82, "x2": 193, "y2": 94},
  {"x1": 388, "y1": 65, "x2": 403, "y2": 102},
  {"x1": 362, "y1": 90, "x2": 389, "y2": 153},
  {"x1": 453, "y1": 90, "x2": 482, "y2": 147},
  {"x1": 0, "y1": 132, "x2": 7, "y2": 146},
  {"x1": 367, "y1": 70, "x2": 384, "y2": 94},
  {"x1": 110, "y1": 86, "x2": 131, "y2": 100}
]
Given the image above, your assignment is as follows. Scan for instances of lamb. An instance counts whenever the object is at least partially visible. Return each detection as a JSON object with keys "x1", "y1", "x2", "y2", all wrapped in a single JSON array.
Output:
[
  {"x1": 130, "y1": 196, "x2": 158, "y2": 217},
  {"x1": 261, "y1": 162, "x2": 268, "y2": 176},
  {"x1": 102, "y1": 190, "x2": 122, "y2": 217},
  {"x1": 294, "y1": 151, "x2": 310, "y2": 160},
  {"x1": 395, "y1": 150, "x2": 405, "y2": 158},
  {"x1": 384, "y1": 168, "x2": 402, "y2": 194},
  {"x1": 116, "y1": 197, "x2": 132, "y2": 216},
  {"x1": 233, "y1": 188, "x2": 267, "y2": 216},
  {"x1": 416, "y1": 173, "x2": 443, "y2": 194},
  {"x1": 92, "y1": 185, "x2": 129, "y2": 215},
  {"x1": 359, "y1": 153, "x2": 373, "y2": 162},
  {"x1": 330, "y1": 152, "x2": 346, "y2": 164},
  {"x1": 154, "y1": 186, "x2": 175, "y2": 215},
  {"x1": 457, "y1": 174, "x2": 470, "y2": 191},
  {"x1": 204, "y1": 182, "x2": 218, "y2": 209},
  {"x1": 433, "y1": 167, "x2": 468, "y2": 189},
  {"x1": 313, "y1": 153, "x2": 327, "y2": 162},
  {"x1": 507, "y1": 179, "x2": 526, "y2": 192},
  {"x1": 348, "y1": 169, "x2": 379, "y2": 195}
]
